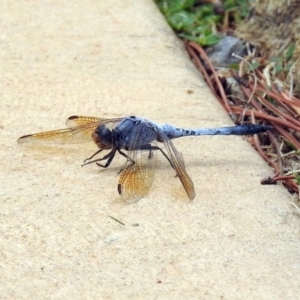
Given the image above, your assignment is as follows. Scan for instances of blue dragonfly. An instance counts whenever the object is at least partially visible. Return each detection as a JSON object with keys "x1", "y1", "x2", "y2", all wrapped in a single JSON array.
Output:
[{"x1": 18, "y1": 116, "x2": 271, "y2": 202}]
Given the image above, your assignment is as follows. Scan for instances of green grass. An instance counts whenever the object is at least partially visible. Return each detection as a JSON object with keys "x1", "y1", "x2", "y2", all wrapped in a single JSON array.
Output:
[{"x1": 155, "y1": 0, "x2": 251, "y2": 46}]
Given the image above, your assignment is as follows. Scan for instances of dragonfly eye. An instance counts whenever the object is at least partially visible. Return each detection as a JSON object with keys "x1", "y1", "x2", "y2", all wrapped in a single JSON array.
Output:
[{"x1": 95, "y1": 125, "x2": 112, "y2": 147}]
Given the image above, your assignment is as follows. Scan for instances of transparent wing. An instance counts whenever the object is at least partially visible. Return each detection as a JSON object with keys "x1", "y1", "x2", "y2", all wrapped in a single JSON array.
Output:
[
  {"x1": 65, "y1": 115, "x2": 123, "y2": 128},
  {"x1": 66, "y1": 116, "x2": 104, "y2": 127},
  {"x1": 17, "y1": 116, "x2": 123, "y2": 144},
  {"x1": 118, "y1": 122, "x2": 157, "y2": 203},
  {"x1": 158, "y1": 131, "x2": 195, "y2": 200}
]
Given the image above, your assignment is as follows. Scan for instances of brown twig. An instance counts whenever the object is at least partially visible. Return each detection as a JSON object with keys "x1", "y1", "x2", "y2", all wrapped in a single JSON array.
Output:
[{"x1": 183, "y1": 39, "x2": 300, "y2": 194}]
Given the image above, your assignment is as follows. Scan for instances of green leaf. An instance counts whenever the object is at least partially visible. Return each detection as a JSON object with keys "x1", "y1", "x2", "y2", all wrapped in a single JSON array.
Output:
[
  {"x1": 178, "y1": 34, "x2": 200, "y2": 43},
  {"x1": 168, "y1": 11, "x2": 197, "y2": 31},
  {"x1": 274, "y1": 65, "x2": 284, "y2": 72},
  {"x1": 179, "y1": 33, "x2": 220, "y2": 46},
  {"x1": 228, "y1": 63, "x2": 240, "y2": 71},
  {"x1": 294, "y1": 173, "x2": 300, "y2": 186},
  {"x1": 157, "y1": 0, "x2": 195, "y2": 14},
  {"x1": 285, "y1": 44, "x2": 295, "y2": 60},
  {"x1": 250, "y1": 62, "x2": 260, "y2": 69},
  {"x1": 202, "y1": 34, "x2": 221, "y2": 46}
]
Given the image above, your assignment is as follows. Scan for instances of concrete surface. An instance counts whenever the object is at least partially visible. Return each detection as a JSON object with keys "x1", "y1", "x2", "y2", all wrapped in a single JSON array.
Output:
[{"x1": 1, "y1": 0, "x2": 300, "y2": 299}]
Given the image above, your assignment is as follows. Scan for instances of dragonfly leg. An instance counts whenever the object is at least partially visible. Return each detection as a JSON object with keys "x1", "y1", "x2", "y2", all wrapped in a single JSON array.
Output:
[
  {"x1": 140, "y1": 144, "x2": 175, "y2": 170},
  {"x1": 83, "y1": 149, "x2": 104, "y2": 163},
  {"x1": 117, "y1": 149, "x2": 136, "y2": 174},
  {"x1": 96, "y1": 149, "x2": 117, "y2": 168},
  {"x1": 156, "y1": 147, "x2": 174, "y2": 170},
  {"x1": 140, "y1": 144, "x2": 180, "y2": 177},
  {"x1": 81, "y1": 149, "x2": 116, "y2": 168},
  {"x1": 118, "y1": 149, "x2": 130, "y2": 160}
]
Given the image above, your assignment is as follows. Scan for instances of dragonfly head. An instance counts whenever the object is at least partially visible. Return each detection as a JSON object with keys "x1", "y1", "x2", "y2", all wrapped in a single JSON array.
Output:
[{"x1": 92, "y1": 125, "x2": 113, "y2": 150}]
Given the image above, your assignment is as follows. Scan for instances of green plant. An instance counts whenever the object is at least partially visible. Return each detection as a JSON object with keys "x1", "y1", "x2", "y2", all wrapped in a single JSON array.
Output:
[{"x1": 155, "y1": 0, "x2": 251, "y2": 46}]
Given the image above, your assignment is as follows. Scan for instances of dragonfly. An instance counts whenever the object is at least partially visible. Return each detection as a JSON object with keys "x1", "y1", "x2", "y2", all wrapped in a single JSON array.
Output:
[{"x1": 18, "y1": 115, "x2": 271, "y2": 203}]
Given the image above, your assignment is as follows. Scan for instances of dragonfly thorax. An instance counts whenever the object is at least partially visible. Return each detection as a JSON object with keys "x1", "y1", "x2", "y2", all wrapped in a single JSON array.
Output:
[{"x1": 92, "y1": 125, "x2": 113, "y2": 150}]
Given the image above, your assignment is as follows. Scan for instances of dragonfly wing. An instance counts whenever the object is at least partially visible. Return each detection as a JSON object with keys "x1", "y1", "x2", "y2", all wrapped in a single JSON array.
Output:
[
  {"x1": 65, "y1": 116, "x2": 104, "y2": 127},
  {"x1": 118, "y1": 122, "x2": 157, "y2": 203},
  {"x1": 18, "y1": 116, "x2": 123, "y2": 144},
  {"x1": 65, "y1": 116, "x2": 123, "y2": 127},
  {"x1": 118, "y1": 147, "x2": 157, "y2": 203},
  {"x1": 158, "y1": 130, "x2": 195, "y2": 200}
]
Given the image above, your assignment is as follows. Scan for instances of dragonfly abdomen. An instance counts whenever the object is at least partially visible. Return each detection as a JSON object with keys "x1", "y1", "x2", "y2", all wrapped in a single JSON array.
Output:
[{"x1": 162, "y1": 124, "x2": 271, "y2": 139}]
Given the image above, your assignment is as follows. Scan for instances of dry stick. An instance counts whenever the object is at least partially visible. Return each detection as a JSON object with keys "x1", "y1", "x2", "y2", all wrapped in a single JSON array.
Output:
[
  {"x1": 266, "y1": 126, "x2": 283, "y2": 175},
  {"x1": 276, "y1": 93, "x2": 299, "y2": 117},
  {"x1": 244, "y1": 90, "x2": 284, "y2": 172},
  {"x1": 249, "y1": 111, "x2": 278, "y2": 171},
  {"x1": 235, "y1": 53, "x2": 258, "y2": 123},
  {"x1": 240, "y1": 84, "x2": 265, "y2": 114},
  {"x1": 187, "y1": 41, "x2": 234, "y2": 117},
  {"x1": 273, "y1": 124, "x2": 300, "y2": 149},
  {"x1": 273, "y1": 175, "x2": 296, "y2": 180},
  {"x1": 185, "y1": 42, "x2": 218, "y2": 99},
  {"x1": 231, "y1": 106, "x2": 300, "y2": 177},
  {"x1": 284, "y1": 180, "x2": 299, "y2": 193},
  {"x1": 282, "y1": 181, "x2": 299, "y2": 193},
  {"x1": 280, "y1": 92, "x2": 300, "y2": 115},
  {"x1": 185, "y1": 41, "x2": 219, "y2": 94},
  {"x1": 251, "y1": 74, "x2": 300, "y2": 116},
  {"x1": 232, "y1": 107, "x2": 300, "y2": 132},
  {"x1": 291, "y1": 202, "x2": 300, "y2": 214},
  {"x1": 254, "y1": 91, "x2": 300, "y2": 128},
  {"x1": 256, "y1": 85, "x2": 300, "y2": 108},
  {"x1": 185, "y1": 43, "x2": 298, "y2": 190},
  {"x1": 273, "y1": 174, "x2": 299, "y2": 194},
  {"x1": 263, "y1": 175, "x2": 299, "y2": 193},
  {"x1": 233, "y1": 104, "x2": 300, "y2": 193},
  {"x1": 230, "y1": 86, "x2": 279, "y2": 170},
  {"x1": 185, "y1": 42, "x2": 274, "y2": 161},
  {"x1": 184, "y1": 40, "x2": 300, "y2": 193},
  {"x1": 252, "y1": 112, "x2": 299, "y2": 192},
  {"x1": 260, "y1": 157, "x2": 299, "y2": 193},
  {"x1": 249, "y1": 95, "x2": 264, "y2": 112}
]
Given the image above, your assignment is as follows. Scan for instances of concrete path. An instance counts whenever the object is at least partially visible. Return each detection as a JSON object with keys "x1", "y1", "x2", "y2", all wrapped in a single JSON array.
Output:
[{"x1": 1, "y1": 0, "x2": 300, "y2": 298}]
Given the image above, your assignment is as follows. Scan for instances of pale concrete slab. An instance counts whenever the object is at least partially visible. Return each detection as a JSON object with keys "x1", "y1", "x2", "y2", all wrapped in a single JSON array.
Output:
[{"x1": 1, "y1": 0, "x2": 300, "y2": 299}]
